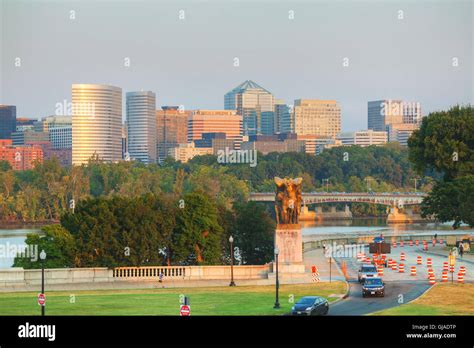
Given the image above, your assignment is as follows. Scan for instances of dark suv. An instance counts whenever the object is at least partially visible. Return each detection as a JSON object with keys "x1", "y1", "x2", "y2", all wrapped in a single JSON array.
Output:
[{"x1": 362, "y1": 277, "x2": 385, "y2": 297}]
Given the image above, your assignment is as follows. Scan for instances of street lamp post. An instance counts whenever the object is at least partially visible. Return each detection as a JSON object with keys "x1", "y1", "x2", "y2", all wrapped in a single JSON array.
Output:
[
  {"x1": 229, "y1": 236, "x2": 236, "y2": 286},
  {"x1": 39, "y1": 249, "x2": 46, "y2": 316},
  {"x1": 273, "y1": 248, "x2": 280, "y2": 309}
]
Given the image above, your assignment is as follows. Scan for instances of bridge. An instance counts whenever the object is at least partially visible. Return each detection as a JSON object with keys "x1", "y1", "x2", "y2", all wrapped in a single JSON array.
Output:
[{"x1": 249, "y1": 192, "x2": 426, "y2": 208}]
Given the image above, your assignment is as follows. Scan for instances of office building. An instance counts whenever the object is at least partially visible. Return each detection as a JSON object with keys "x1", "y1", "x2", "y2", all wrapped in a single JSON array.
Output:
[
  {"x1": 156, "y1": 106, "x2": 190, "y2": 164},
  {"x1": 387, "y1": 123, "x2": 419, "y2": 146},
  {"x1": 168, "y1": 142, "x2": 213, "y2": 163},
  {"x1": 35, "y1": 115, "x2": 72, "y2": 149},
  {"x1": 126, "y1": 91, "x2": 157, "y2": 164},
  {"x1": 274, "y1": 100, "x2": 292, "y2": 134},
  {"x1": 224, "y1": 80, "x2": 274, "y2": 136},
  {"x1": 72, "y1": 84, "x2": 122, "y2": 165},
  {"x1": 188, "y1": 110, "x2": 243, "y2": 146},
  {"x1": 0, "y1": 139, "x2": 43, "y2": 170},
  {"x1": 0, "y1": 105, "x2": 17, "y2": 139},
  {"x1": 368, "y1": 100, "x2": 422, "y2": 131},
  {"x1": 292, "y1": 99, "x2": 341, "y2": 138},
  {"x1": 337, "y1": 130, "x2": 388, "y2": 146}
]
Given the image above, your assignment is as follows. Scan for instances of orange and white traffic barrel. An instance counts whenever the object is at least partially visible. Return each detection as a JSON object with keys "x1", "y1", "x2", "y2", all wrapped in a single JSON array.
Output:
[
  {"x1": 427, "y1": 258, "x2": 432, "y2": 267},
  {"x1": 429, "y1": 274, "x2": 436, "y2": 285},
  {"x1": 409, "y1": 240, "x2": 413, "y2": 247},
  {"x1": 441, "y1": 271, "x2": 448, "y2": 282},
  {"x1": 392, "y1": 241, "x2": 397, "y2": 248},
  {"x1": 410, "y1": 266, "x2": 417, "y2": 276},
  {"x1": 391, "y1": 261, "x2": 397, "y2": 271},
  {"x1": 398, "y1": 263, "x2": 405, "y2": 273},
  {"x1": 424, "y1": 244, "x2": 428, "y2": 251},
  {"x1": 365, "y1": 257, "x2": 371, "y2": 264},
  {"x1": 432, "y1": 239, "x2": 436, "y2": 247},
  {"x1": 400, "y1": 240, "x2": 404, "y2": 247},
  {"x1": 449, "y1": 265, "x2": 455, "y2": 273},
  {"x1": 457, "y1": 272, "x2": 465, "y2": 284},
  {"x1": 377, "y1": 265, "x2": 384, "y2": 276},
  {"x1": 400, "y1": 252, "x2": 406, "y2": 261},
  {"x1": 415, "y1": 240, "x2": 419, "y2": 246},
  {"x1": 427, "y1": 268, "x2": 434, "y2": 279},
  {"x1": 416, "y1": 256, "x2": 422, "y2": 265},
  {"x1": 442, "y1": 262, "x2": 448, "y2": 272},
  {"x1": 439, "y1": 239, "x2": 443, "y2": 245},
  {"x1": 459, "y1": 266, "x2": 466, "y2": 275}
]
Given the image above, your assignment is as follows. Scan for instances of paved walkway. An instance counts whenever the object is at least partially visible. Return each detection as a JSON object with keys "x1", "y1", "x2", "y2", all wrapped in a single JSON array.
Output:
[{"x1": 303, "y1": 248, "x2": 345, "y2": 282}]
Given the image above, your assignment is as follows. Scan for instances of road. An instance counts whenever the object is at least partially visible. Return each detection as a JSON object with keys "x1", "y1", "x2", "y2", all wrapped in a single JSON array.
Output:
[
  {"x1": 328, "y1": 250, "x2": 432, "y2": 315},
  {"x1": 328, "y1": 279, "x2": 430, "y2": 315}
]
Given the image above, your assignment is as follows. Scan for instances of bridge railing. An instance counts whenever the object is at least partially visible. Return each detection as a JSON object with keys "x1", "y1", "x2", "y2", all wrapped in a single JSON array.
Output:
[{"x1": 113, "y1": 266, "x2": 187, "y2": 279}]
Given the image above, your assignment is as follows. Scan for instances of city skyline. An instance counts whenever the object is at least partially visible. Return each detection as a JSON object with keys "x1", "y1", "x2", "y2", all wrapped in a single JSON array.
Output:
[{"x1": 1, "y1": 0, "x2": 472, "y2": 132}]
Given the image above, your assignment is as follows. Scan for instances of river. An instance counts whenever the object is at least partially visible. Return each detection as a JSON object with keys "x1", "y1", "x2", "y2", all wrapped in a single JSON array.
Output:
[{"x1": 0, "y1": 220, "x2": 473, "y2": 268}]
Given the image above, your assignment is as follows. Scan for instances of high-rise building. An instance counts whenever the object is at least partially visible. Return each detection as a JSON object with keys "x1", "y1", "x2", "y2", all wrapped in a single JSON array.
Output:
[
  {"x1": 72, "y1": 84, "x2": 122, "y2": 165},
  {"x1": 368, "y1": 100, "x2": 422, "y2": 131},
  {"x1": 0, "y1": 105, "x2": 17, "y2": 139},
  {"x1": 337, "y1": 130, "x2": 388, "y2": 146},
  {"x1": 156, "y1": 106, "x2": 190, "y2": 164},
  {"x1": 292, "y1": 99, "x2": 341, "y2": 138},
  {"x1": 16, "y1": 118, "x2": 35, "y2": 132},
  {"x1": 126, "y1": 91, "x2": 157, "y2": 164},
  {"x1": 224, "y1": 80, "x2": 274, "y2": 136},
  {"x1": 188, "y1": 110, "x2": 243, "y2": 146},
  {"x1": 274, "y1": 100, "x2": 292, "y2": 134}
]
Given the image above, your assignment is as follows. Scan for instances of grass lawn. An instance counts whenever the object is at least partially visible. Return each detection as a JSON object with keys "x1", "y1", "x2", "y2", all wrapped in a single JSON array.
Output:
[
  {"x1": 374, "y1": 283, "x2": 474, "y2": 316},
  {"x1": 0, "y1": 282, "x2": 346, "y2": 316}
]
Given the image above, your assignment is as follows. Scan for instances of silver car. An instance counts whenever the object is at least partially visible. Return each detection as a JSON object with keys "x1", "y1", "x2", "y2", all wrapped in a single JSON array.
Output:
[{"x1": 357, "y1": 265, "x2": 378, "y2": 283}]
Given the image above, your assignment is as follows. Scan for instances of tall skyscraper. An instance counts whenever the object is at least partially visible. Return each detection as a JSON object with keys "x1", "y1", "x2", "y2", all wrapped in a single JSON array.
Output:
[
  {"x1": 156, "y1": 106, "x2": 190, "y2": 164},
  {"x1": 188, "y1": 110, "x2": 243, "y2": 146},
  {"x1": 368, "y1": 100, "x2": 422, "y2": 131},
  {"x1": 72, "y1": 84, "x2": 122, "y2": 165},
  {"x1": 292, "y1": 99, "x2": 341, "y2": 138},
  {"x1": 224, "y1": 80, "x2": 274, "y2": 136},
  {"x1": 274, "y1": 100, "x2": 292, "y2": 134},
  {"x1": 0, "y1": 105, "x2": 17, "y2": 139},
  {"x1": 126, "y1": 91, "x2": 157, "y2": 164}
]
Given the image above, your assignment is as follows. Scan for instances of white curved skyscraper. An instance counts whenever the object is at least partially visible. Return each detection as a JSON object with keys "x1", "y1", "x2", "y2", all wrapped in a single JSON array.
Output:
[
  {"x1": 72, "y1": 84, "x2": 122, "y2": 165},
  {"x1": 126, "y1": 91, "x2": 157, "y2": 164}
]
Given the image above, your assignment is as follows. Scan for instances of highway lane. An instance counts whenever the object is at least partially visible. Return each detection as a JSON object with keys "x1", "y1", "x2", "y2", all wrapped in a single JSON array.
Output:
[{"x1": 328, "y1": 279, "x2": 430, "y2": 315}]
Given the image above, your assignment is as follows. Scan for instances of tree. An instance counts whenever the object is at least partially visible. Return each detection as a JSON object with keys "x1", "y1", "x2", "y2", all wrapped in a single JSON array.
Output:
[
  {"x1": 232, "y1": 201, "x2": 275, "y2": 264},
  {"x1": 421, "y1": 176, "x2": 474, "y2": 228},
  {"x1": 408, "y1": 105, "x2": 474, "y2": 181},
  {"x1": 172, "y1": 192, "x2": 223, "y2": 265},
  {"x1": 408, "y1": 105, "x2": 474, "y2": 228},
  {"x1": 13, "y1": 225, "x2": 75, "y2": 269}
]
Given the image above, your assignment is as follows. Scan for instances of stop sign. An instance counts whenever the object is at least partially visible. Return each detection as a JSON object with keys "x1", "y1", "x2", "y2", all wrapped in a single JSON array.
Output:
[
  {"x1": 38, "y1": 293, "x2": 46, "y2": 306},
  {"x1": 180, "y1": 305, "x2": 190, "y2": 316}
]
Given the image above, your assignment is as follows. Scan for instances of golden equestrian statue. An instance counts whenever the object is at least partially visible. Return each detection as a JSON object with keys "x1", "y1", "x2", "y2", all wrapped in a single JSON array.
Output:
[{"x1": 274, "y1": 177, "x2": 303, "y2": 225}]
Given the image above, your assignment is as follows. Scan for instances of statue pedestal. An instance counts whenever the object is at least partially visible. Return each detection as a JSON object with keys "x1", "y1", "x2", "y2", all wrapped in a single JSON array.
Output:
[{"x1": 273, "y1": 223, "x2": 305, "y2": 274}]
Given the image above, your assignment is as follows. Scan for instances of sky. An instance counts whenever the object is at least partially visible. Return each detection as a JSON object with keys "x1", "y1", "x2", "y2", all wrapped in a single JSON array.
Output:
[{"x1": 0, "y1": 0, "x2": 472, "y2": 131}]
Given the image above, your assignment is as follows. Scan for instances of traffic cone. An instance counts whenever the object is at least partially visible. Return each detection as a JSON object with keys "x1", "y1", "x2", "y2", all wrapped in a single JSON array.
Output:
[
  {"x1": 400, "y1": 252, "x2": 406, "y2": 261},
  {"x1": 416, "y1": 256, "x2": 422, "y2": 265},
  {"x1": 410, "y1": 266, "x2": 416, "y2": 276},
  {"x1": 398, "y1": 263, "x2": 405, "y2": 273}
]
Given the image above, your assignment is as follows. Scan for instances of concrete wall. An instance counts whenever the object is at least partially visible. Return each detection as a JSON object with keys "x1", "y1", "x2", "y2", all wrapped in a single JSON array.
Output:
[{"x1": 0, "y1": 265, "x2": 271, "y2": 288}]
